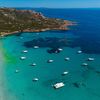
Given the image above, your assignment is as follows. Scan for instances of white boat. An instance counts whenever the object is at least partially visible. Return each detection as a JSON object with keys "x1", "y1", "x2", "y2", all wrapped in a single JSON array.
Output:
[
  {"x1": 32, "y1": 78, "x2": 39, "y2": 81},
  {"x1": 58, "y1": 48, "x2": 63, "y2": 51},
  {"x1": 22, "y1": 50, "x2": 28, "y2": 53},
  {"x1": 53, "y1": 82, "x2": 65, "y2": 89},
  {"x1": 82, "y1": 63, "x2": 88, "y2": 66},
  {"x1": 65, "y1": 57, "x2": 70, "y2": 61},
  {"x1": 47, "y1": 59, "x2": 54, "y2": 63},
  {"x1": 88, "y1": 58, "x2": 94, "y2": 61},
  {"x1": 15, "y1": 69, "x2": 19, "y2": 73},
  {"x1": 34, "y1": 46, "x2": 39, "y2": 49},
  {"x1": 31, "y1": 63, "x2": 37, "y2": 66},
  {"x1": 20, "y1": 56, "x2": 26, "y2": 60},
  {"x1": 77, "y1": 50, "x2": 82, "y2": 54},
  {"x1": 62, "y1": 71, "x2": 69, "y2": 75}
]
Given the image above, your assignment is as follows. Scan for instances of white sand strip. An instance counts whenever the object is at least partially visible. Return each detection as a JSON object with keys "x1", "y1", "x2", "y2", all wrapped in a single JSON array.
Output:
[{"x1": 0, "y1": 43, "x2": 17, "y2": 100}]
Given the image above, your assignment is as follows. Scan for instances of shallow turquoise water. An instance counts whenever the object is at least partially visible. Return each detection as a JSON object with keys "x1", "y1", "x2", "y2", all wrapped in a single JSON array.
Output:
[
  {"x1": 1, "y1": 8, "x2": 100, "y2": 100},
  {"x1": 0, "y1": 31, "x2": 100, "y2": 100}
]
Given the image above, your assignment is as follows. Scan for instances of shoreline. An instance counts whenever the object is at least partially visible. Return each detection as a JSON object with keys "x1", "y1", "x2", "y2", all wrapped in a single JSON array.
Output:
[
  {"x1": 0, "y1": 43, "x2": 8, "y2": 100},
  {"x1": 0, "y1": 20, "x2": 74, "y2": 37},
  {"x1": 0, "y1": 8, "x2": 76, "y2": 37},
  {"x1": 0, "y1": 43, "x2": 17, "y2": 100}
]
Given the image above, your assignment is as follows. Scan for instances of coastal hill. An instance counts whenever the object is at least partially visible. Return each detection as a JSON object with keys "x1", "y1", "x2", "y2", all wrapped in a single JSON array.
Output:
[{"x1": 0, "y1": 8, "x2": 72, "y2": 36}]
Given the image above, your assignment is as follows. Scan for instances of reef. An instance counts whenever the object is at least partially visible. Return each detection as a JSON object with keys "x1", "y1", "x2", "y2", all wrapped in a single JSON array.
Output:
[{"x1": 24, "y1": 37, "x2": 68, "y2": 53}]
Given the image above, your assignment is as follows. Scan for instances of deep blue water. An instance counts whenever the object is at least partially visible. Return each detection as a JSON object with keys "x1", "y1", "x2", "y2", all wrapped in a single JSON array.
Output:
[
  {"x1": 33, "y1": 8, "x2": 100, "y2": 54},
  {"x1": 0, "y1": 8, "x2": 100, "y2": 100}
]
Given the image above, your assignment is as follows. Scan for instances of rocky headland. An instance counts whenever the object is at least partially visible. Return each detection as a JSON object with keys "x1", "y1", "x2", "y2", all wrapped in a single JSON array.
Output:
[{"x1": 0, "y1": 8, "x2": 73, "y2": 36}]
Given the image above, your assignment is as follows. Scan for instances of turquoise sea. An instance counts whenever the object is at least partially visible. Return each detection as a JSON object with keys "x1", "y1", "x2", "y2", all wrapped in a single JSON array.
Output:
[{"x1": 0, "y1": 8, "x2": 100, "y2": 100}]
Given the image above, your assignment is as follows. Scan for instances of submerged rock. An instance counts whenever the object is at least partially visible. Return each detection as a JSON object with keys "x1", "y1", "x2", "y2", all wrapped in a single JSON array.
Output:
[
  {"x1": 95, "y1": 71, "x2": 100, "y2": 74},
  {"x1": 24, "y1": 37, "x2": 68, "y2": 54},
  {"x1": 72, "y1": 82, "x2": 86, "y2": 88},
  {"x1": 47, "y1": 48, "x2": 60, "y2": 54},
  {"x1": 24, "y1": 37, "x2": 67, "y2": 48},
  {"x1": 72, "y1": 82, "x2": 80, "y2": 88}
]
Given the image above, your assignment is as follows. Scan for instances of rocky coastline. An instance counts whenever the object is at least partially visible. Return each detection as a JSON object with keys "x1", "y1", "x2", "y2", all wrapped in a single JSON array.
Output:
[{"x1": 0, "y1": 8, "x2": 73, "y2": 36}]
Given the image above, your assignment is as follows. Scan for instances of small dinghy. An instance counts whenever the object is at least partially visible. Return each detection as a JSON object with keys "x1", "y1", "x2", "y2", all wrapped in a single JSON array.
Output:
[
  {"x1": 20, "y1": 56, "x2": 26, "y2": 60},
  {"x1": 62, "y1": 71, "x2": 69, "y2": 76},
  {"x1": 77, "y1": 50, "x2": 82, "y2": 54},
  {"x1": 31, "y1": 63, "x2": 37, "y2": 66},
  {"x1": 82, "y1": 63, "x2": 88, "y2": 66},
  {"x1": 34, "y1": 46, "x2": 39, "y2": 49},
  {"x1": 15, "y1": 69, "x2": 19, "y2": 73},
  {"x1": 47, "y1": 59, "x2": 54, "y2": 63},
  {"x1": 32, "y1": 78, "x2": 39, "y2": 82},
  {"x1": 22, "y1": 50, "x2": 28, "y2": 53},
  {"x1": 65, "y1": 57, "x2": 70, "y2": 61}
]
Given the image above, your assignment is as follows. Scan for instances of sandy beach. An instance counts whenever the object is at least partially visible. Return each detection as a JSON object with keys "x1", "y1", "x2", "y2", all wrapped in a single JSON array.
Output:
[
  {"x1": 0, "y1": 42, "x2": 9, "y2": 100},
  {"x1": 0, "y1": 42, "x2": 17, "y2": 100}
]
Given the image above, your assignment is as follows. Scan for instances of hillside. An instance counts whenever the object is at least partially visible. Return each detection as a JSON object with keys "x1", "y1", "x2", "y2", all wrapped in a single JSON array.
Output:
[{"x1": 0, "y1": 8, "x2": 72, "y2": 36}]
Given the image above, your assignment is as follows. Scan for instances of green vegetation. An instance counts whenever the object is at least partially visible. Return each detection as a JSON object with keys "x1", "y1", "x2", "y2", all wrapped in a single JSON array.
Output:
[
  {"x1": 0, "y1": 8, "x2": 71, "y2": 36},
  {"x1": 0, "y1": 42, "x2": 17, "y2": 63}
]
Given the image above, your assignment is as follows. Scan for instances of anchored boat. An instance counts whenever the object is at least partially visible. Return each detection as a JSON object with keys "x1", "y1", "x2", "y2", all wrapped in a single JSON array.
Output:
[
  {"x1": 15, "y1": 69, "x2": 19, "y2": 73},
  {"x1": 20, "y1": 56, "x2": 26, "y2": 60},
  {"x1": 47, "y1": 59, "x2": 54, "y2": 63},
  {"x1": 65, "y1": 57, "x2": 70, "y2": 61},
  {"x1": 31, "y1": 63, "x2": 37, "y2": 66},
  {"x1": 34, "y1": 46, "x2": 39, "y2": 49},
  {"x1": 88, "y1": 58, "x2": 94, "y2": 61},
  {"x1": 22, "y1": 50, "x2": 28, "y2": 53},
  {"x1": 53, "y1": 82, "x2": 65, "y2": 89},
  {"x1": 62, "y1": 71, "x2": 69, "y2": 75},
  {"x1": 32, "y1": 78, "x2": 39, "y2": 82},
  {"x1": 82, "y1": 63, "x2": 88, "y2": 66},
  {"x1": 77, "y1": 50, "x2": 82, "y2": 54}
]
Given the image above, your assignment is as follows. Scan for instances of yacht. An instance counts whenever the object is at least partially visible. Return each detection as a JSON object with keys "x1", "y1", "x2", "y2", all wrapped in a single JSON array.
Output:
[
  {"x1": 58, "y1": 48, "x2": 63, "y2": 51},
  {"x1": 53, "y1": 82, "x2": 65, "y2": 89},
  {"x1": 88, "y1": 58, "x2": 94, "y2": 61}
]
